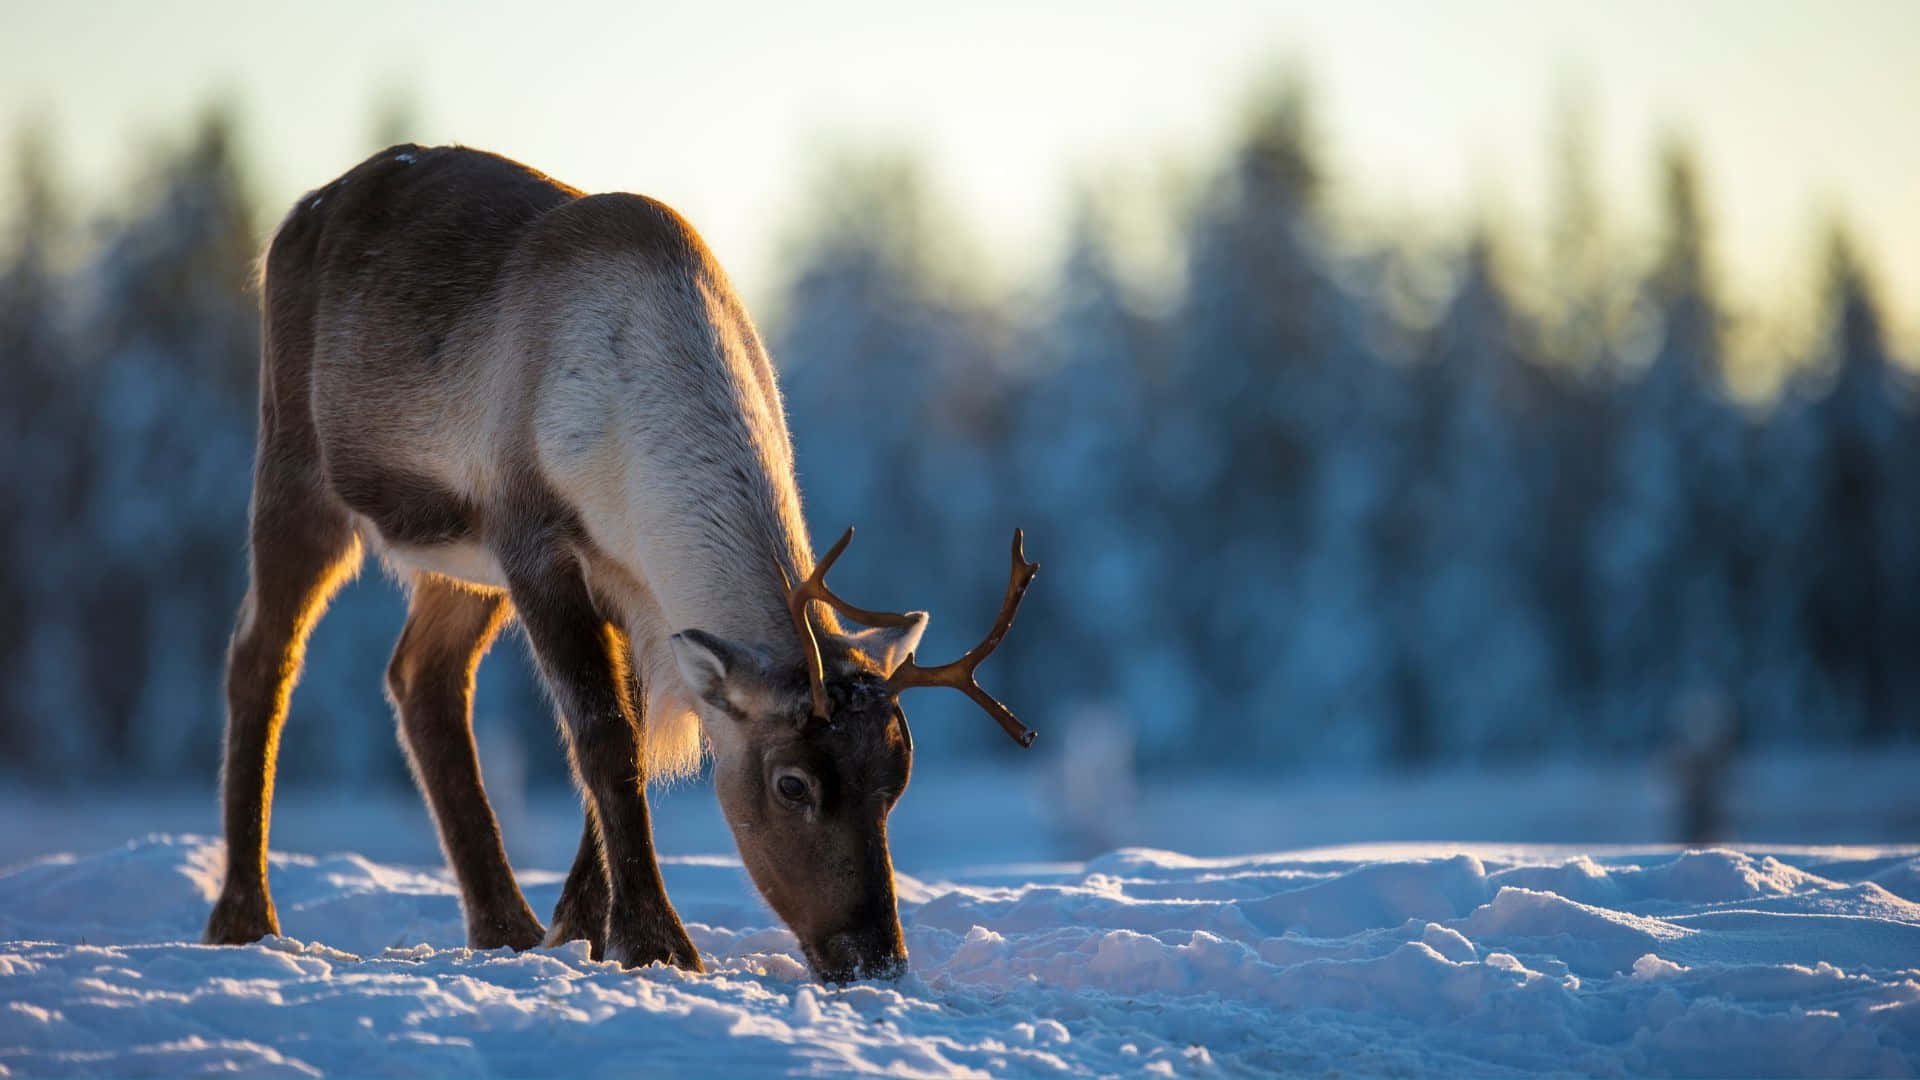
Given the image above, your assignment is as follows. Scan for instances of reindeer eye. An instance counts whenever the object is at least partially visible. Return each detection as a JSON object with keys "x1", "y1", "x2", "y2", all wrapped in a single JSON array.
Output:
[{"x1": 776, "y1": 775, "x2": 809, "y2": 803}]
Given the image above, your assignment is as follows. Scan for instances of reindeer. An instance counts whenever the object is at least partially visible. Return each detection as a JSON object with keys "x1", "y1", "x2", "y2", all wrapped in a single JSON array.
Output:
[{"x1": 202, "y1": 144, "x2": 1037, "y2": 983}]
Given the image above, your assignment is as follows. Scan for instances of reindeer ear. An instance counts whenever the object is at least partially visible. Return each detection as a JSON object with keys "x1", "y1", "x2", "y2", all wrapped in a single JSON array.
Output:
[
  {"x1": 846, "y1": 612, "x2": 929, "y2": 677},
  {"x1": 670, "y1": 629, "x2": 766, "y2": 711}
]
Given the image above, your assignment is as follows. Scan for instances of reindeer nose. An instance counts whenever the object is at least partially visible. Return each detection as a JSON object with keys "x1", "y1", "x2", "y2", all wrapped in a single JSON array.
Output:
[
  {"x1": 860, "y1": 948, "x2": 909, "y2": 982},
  {"x1": 815, "y1": 929, "x2": 909, "y2": 984}
]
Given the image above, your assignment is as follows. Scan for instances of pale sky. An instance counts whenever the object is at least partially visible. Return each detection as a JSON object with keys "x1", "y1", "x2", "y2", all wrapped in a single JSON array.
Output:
[{"x1": 4, "y1": 0, "x2": 1916, "y2": 342}]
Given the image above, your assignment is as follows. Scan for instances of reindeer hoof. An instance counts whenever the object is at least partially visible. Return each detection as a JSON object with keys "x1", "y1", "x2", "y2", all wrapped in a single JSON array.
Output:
[
  {"x1": 204, "y1": 892, "x2": 279, "y2": 946},
  {"x1": 543, "y1": 918, "x2": 606, "y2": 960},
  {"x1": 469, "y1": 910, "x2": 547, "y2": 952},
  {"x1": 606, "y1": 927, "x2": 703, "y2": 973}
]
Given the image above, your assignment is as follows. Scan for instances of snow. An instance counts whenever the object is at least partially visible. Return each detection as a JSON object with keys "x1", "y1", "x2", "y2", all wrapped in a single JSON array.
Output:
[{"x1": 5, "y1": 837, "x2": 1919, "y2": 1077}]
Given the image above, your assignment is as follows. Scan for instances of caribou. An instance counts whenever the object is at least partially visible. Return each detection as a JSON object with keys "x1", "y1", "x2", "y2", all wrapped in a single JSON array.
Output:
[{"x1": 203, "y1": 144, "x2": 1037, "y2": 983}]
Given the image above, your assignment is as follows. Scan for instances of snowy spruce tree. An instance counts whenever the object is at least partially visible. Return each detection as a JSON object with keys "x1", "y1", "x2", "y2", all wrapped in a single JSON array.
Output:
[
  {"x1": 1389, "y1": 236, "x2": 1557, "y2": 759},
  {"x1": 1000, "y1": 191, "x2": 1170, "y2": 761},
  {"x1": 1802, "y1": 228, "x2": 1918, "y2": 739},
  {"x1": 1170, "y1": 75, "x2": 1400, "y2": 763},
  {"x1": 68, "y1": 107, "x2": 261, "y2": 780},
  {"x1": 0, "y1": 123, "x2": 92, "y2": 771},
  {"x1": 1587, "y1": 143, "x2": 1743, "y2": 746}
]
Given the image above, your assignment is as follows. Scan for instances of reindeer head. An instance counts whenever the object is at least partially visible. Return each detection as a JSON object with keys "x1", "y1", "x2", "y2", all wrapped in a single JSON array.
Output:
[{"x1": 670, "y1": 528, "x2": 1038, "y2": 983}]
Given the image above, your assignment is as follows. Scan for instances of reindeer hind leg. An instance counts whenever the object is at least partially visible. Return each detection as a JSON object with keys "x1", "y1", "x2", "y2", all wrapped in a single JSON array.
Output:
[
  {"x1": 205, "y1": 457, "x2": 361, "y2": 945},
  {"x1": 388, "y1": 575, "x2": 544, "y2": 950}
]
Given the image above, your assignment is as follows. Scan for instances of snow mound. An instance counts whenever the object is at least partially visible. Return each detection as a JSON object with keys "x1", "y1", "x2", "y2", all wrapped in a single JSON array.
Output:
[{"x1": 4, "y1": 839, "x2": 1919, "y2": 1077}]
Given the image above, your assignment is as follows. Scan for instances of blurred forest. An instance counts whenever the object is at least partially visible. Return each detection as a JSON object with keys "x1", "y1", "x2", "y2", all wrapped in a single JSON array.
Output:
[{"x1": 2, "y1": 77, "x2": 1915, "y2": 792}]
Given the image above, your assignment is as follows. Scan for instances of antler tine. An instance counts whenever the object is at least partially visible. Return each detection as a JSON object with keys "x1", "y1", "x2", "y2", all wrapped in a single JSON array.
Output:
[
  {"x1": 889, "y1": 529, "x2": 1040, "y2": 748},
  {"x1": 800, "y1": 527, "x2": 923, "y2": 630},
  {"x1": 782, "y1": 526, "x2": 927, "y2": 722},
  {"x1": 774, "y1": 555, "x2": 831, "y2": 722}
]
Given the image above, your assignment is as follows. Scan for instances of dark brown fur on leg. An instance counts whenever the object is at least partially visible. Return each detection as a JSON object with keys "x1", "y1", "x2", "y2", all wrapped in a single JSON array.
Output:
[
  {"x1": 503, "y1": 533, "x2": 700, "y2": 972},
  {"x1": 205, "y1": 461, "x2": 361, "y2": 945},
  {"x1": 388, "y1": 576, "x2": 545, "y2": 951},
  {"x1": 544, "y1": 644, "x2": 643, "y2": 957},
  {"x1": 545, "y1": 811, "x2": 611, "y2": 959}
]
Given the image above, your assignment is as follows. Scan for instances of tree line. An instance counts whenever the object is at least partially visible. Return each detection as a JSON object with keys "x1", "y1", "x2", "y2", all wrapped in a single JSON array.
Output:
[{"x1": 2, "y1": 79, "x2": 1912, "y2": 790}]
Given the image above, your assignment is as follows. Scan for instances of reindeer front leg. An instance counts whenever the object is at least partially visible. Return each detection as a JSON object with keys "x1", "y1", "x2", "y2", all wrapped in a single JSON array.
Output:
[
  {"x1": 502, "y1": 532, "x2": 701, "y2": 972},
  {"x1": 545, "y1": 808, "x2": 611, "y2": 957}
]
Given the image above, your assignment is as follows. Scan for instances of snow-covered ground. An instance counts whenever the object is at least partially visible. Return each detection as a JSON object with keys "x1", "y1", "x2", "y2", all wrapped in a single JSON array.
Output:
[
  {"x1": 5, "y1": 749, "x2": 1919, "y2": 1076},
  {"x1": 5, "y1": 835, "x2": 1920, "y2": 1077}
]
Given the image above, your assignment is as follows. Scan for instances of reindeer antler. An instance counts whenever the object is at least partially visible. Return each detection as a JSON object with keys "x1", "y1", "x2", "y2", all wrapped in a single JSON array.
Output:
[
  {"x1": 777, "y1": 527, "x2": 1039, "y2": 747},
  {"x1": 779, "y1": 527, "x2": 920, "y2": 722},
  {"x1": 887, "y1": 530, "x2": 1040, "y2": 748}
]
